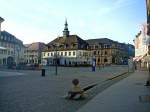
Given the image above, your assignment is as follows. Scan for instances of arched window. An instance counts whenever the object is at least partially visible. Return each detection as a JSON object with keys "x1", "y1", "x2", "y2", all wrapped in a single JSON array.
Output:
[{"x1": 93, "y1": 51, "x2": 96, "y2": 55}]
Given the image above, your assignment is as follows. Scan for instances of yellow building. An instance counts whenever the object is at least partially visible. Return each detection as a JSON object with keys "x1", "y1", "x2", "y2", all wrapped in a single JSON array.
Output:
[
  {"x1": 86, "y1": 38, "x2": 130, "y2": 66},
  {"x1": 24, "y1": 42, "x2": 46, "y2": 65}
]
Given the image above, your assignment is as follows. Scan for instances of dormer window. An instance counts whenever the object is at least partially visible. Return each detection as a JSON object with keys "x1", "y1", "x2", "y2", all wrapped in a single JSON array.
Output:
[
  {"x1": 48, "y1": 46, "x2": 51, "y2": 49},
  {"x1": 73, "y1": 44, "x2": 76, "y2": 48}
]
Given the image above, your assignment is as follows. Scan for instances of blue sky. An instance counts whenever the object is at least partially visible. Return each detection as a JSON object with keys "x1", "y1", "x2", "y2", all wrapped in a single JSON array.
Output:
[{"x1": 0, "y1": 0, "x2": 147, "y2": 44}]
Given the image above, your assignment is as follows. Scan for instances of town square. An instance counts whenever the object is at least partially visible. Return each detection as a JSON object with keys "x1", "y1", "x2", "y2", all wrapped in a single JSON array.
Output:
[{"x1": 0, "y1": 0, "x2": 150, "y2": 112}]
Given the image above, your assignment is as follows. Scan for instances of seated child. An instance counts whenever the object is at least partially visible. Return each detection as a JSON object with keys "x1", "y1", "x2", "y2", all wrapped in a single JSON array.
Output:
[{"x1": 67, "y1": 78, "x2": 85, "y2": 100}]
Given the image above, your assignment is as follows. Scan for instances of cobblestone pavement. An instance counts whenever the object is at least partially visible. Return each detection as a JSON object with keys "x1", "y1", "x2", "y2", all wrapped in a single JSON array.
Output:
[{"x1": 0, "y1": 65, "x2": 128, "y2": 112}]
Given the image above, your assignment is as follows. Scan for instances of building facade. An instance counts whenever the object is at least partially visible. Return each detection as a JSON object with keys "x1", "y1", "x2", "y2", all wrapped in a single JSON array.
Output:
[
  {"x1": 0, "y1": 31, "x2": 25, "y2": 67},
  {"x1": 42, "y1": 20, "x2": 133, "y2": 66},
  {"x1": 133, "y1": 0, "x2": 150, "y2": 68},
  {"x1": 86, "y1": 38, "x2": 133, "y2": 65},
  {"x1": 133, "y1": 30, "x2": 150, "y2": 68},
  {"x1": 24, "y1": 42, "x2": 46, "y2": 65},
  {"x1": 42, "y1": 20, "x2": 92, "y2": 66}
]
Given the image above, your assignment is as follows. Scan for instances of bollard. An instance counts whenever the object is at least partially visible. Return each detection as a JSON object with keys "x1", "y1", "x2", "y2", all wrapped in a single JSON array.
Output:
[
  {"x1": 41, "y1": 69, "x2": 45, "y2": 77},
  {"x1": 92, "y1": 66, "x2": 95, "y2": 72}
]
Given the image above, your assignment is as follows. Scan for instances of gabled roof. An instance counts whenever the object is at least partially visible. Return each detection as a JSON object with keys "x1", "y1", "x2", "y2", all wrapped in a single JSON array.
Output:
[
  {"x1": 1, "y1": 31, "x2": 16, "y2": 39},
  {"x1": 86, "y1": 38, "x2": 115, "y2": 45},
  {"x1": 48, "y1": 35, "x2": 87, "y2": 45},
  {"x1": 25, "y1": 42, "x2": 46, "y2": 51},
  {"x1": 47, "y1": 35, "x2": 88, "y2": 50},
  {"x1": 1, "y1": 31, "x2": 24, "y2": 45}
]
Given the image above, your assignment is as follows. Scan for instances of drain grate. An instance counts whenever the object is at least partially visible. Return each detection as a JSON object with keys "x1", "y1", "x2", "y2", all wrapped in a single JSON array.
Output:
[{"x1": 139, "y1": 95, "x2": 150, "y2": 103}]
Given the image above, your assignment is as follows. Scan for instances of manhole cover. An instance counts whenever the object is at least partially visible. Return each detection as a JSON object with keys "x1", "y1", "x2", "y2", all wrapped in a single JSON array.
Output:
[{"x1": 139, "y1": 95, "x2": 150, "y2": 103}]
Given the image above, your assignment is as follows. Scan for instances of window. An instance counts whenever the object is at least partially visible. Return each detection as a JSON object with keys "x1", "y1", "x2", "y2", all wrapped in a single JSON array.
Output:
[
  {"x1": 95, "y1": 45, "x2": 98, "y2": 49},
  {"x1": 65, "y1": 52, "x2": 67, "y2": 56},
  {"x1": 104, "y1": 44, "x2": 108, "y2": 48},
  {"x1": 1, "y1": 35, "x2": 3, "y2": 39},
  {"x1": 98, "y1": 58, "x2": 100, "y2": 62},
  {"x1": 57, "y1": 52, "x2": 59, "y2": 56},
  {"x1": 8, "y1": 51, "x2": 10, "y2": 55},
  {"x1": 43, "y1": 53, "x2": 45, "y2": 56},
  {"x1": 4, "y1": 36, "x2": 6, "y2": 40},
  {"x1": 65, "y1": 44, "x2": 69, "y2": 48},
  {"x1": 73, "y1": 52, "x2": 75, "y2": 56},
  {"x1": 79, "y1": 52, "x2": 82, "y2": 56},
  {"x1": 105, "y1": 51, "x2": 107, "y2": 55},
  {"x1": 61, "y1": 52, "x2": 63, "y2": 56},
  {"x1": 69, "y1": 52, "x2": 71, "y2": 56},
  {"x1": 47, "y1": 53, "x2": 49, "y2": 56},
  {"x1": 107, "y1": 45, "x2": 110, "y2": 48},
  {"x1": 73, "y1": 44, "x2": 76, "y2": 48},
  {"x1": 104, "y1": 58, "x2": 107, "y2": 62},
  {"x1": 93, "y1": 51, "x2": 96, "y2": 55},
  {"x1": 51, "y1": 53, "x2": 53, "y2": 56}
]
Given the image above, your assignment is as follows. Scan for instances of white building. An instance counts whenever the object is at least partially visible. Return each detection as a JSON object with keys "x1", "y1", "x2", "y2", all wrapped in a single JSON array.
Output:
[
  {"x1": 42, "y1": 50, "x2": 92, "y2": 66},
  {"x1": 42, "y1": 20, "x2": 92, "y2": 66}
]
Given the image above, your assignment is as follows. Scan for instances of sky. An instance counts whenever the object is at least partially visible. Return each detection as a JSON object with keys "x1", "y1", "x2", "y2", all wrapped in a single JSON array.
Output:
[{"x1": 0, "y1": 0, "x2": 147, "y2": 44}]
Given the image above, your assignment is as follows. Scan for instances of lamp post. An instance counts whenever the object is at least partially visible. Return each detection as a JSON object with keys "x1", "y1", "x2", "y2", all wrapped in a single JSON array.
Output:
[
  {"x1": 55, "y1": 49, "x2": 58, "y2": 75},
  {"x1": 127, "y1": 43, "x2": 130, "y2": 73},
  {"x1": 53, "y1": 43, "x2": 59, "y2": 75},
  {"x1": 15, "y1": 46, "x2": 20, "y2": 67},
  {"x1": 99, "y1": 43, "x2": 103, "y2": 68},
  {"x1": 17, "y1": 47, "x2": 20, "y2": 66}
]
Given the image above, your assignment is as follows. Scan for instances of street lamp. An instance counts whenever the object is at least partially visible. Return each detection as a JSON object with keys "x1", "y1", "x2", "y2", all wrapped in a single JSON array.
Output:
[
  {"x1": 17, "y1": 48, "x2": 20, "y2": 65},
  {"x1": 15, "y1": 46, "x2": 20, "y2": 68},
  {"x1": 53, "y1": 43, "x2": 59, "y2": 75}
]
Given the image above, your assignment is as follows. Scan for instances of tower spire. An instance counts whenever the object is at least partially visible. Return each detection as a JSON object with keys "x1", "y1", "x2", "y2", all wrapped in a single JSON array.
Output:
[{"x1": 63, "y1": 18, "x2": 69, "y2": 37}]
